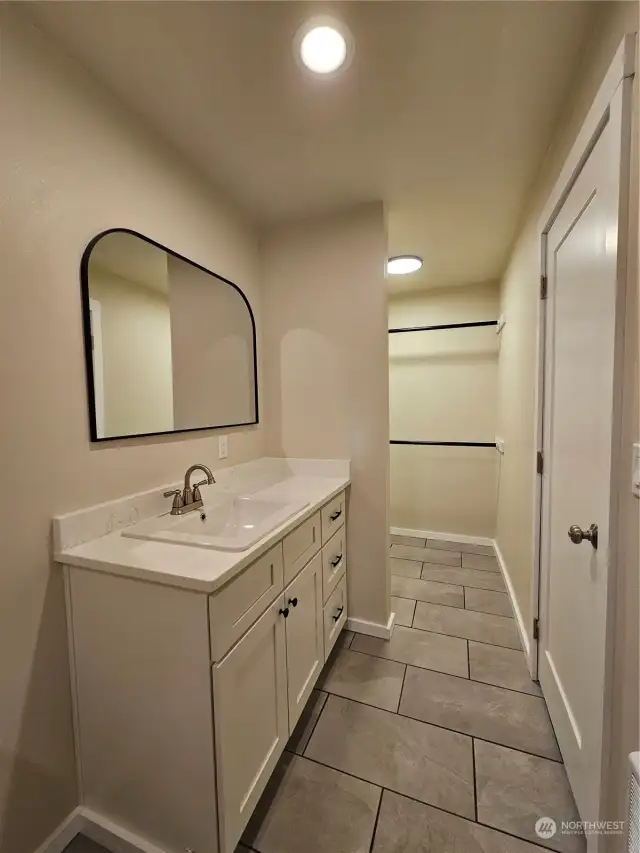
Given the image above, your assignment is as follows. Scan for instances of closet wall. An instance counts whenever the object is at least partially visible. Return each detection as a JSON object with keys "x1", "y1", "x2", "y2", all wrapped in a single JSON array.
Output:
[{"x1": 389, "y1": 282, "x2": 501, "y2": 539}]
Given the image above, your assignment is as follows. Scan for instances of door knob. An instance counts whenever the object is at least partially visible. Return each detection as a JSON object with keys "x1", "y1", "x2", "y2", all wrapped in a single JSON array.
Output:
[{"x1": 568, "y1": 524, "x2": 598, "y2": 549}]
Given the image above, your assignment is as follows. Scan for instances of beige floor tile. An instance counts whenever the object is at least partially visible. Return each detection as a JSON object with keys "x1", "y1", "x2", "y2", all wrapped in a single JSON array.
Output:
[
  {"x1": 391, "y1": 533, "x2": 426, "y2": 547},
  {"x1": 414, "y1": 602, "x2": 521, "y2": 650},
  {"x1": 390, "y1": 557, "x2": 422, "y2": 578},
  {"x1": 462, "y1": 552, "x2": 501, "y2": 572},
  {"x1": 391, "y1": 595, "x2": 416, "y2": 627},
  {"x1": 336, "y1": 628, "x2": 355, "y2": 648},
  {"x1": 372, "y1": 789, "x2": 550, "y2": 853},
  {"x1": 474, "y1": 740, "x2": 584, "y2": 853},
  {"x1": 352, "y1": 624, "x2": 469, "y2": 677},
  {"x1": 469, "y1": 642, "x2": 542, "y2": 696},
  {"x1": 306, "y1": 695, "x2": 474, "y2": 818},
  {"x1": 399, "y1": 666, "x2": 560, "y2": 760},
  {"x1": 465, "y1": 587, "x2": 513, "y2": 617},
  {"x1": 286, "y1": 689, "x2": 328, "y2": 755},
  {"x1": 426, "y1": 539, "x2": 495, "y2": 557},
  {"x1": 244, "y1": 752, "x2": 381, "y2": 853},
  {"x1": 318, "y1": 648, "x2": 406, "y2": 711},
  {"x1": 391, "y1": 543, "x2": 461, "y2": 566},
  {"x1": 392, "y1": 575, "x2": 463, "y2": 608},
  {"x1": 421, "y1": 565, "x2": 507, "y2": 592}
]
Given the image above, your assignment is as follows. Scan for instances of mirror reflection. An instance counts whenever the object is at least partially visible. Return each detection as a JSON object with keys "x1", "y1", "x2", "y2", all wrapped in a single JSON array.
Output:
[{"x1": 82, "y1": 230, "x2": 257, "y2": 440}]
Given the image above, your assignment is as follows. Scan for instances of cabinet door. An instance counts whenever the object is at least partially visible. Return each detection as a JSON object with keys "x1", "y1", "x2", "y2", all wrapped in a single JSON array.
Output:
[
  {"x1": 212, "y1": 595, "x2": 289, "y2": 853},
  {"x1": 284, "y1": 553, "x2": 324, "y2": 731}
]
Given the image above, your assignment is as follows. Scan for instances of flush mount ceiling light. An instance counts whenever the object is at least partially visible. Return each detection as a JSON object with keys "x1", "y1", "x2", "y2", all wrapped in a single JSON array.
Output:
[
  {"x1": 386, "y1": 255, "x2": 424, "y2": 276},
  {"x1": 296, "y1": 17, "x2": 352, "y2": 75}
]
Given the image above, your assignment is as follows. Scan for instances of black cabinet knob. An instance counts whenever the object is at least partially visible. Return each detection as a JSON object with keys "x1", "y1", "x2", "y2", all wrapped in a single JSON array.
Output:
[
  {"x1": 279, "y1": 607, "x2": 290, "y2": 618},
  {"x1": 288, "y1": 597, "x2": 298, "y2": 608}
]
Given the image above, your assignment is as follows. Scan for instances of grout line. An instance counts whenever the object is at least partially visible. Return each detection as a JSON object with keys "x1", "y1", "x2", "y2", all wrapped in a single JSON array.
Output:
[
  {"x1": 368, "y1": 786, "x2": 384, "y2": 853},
  {"x1": 462, "y1": 586, "x2": 466, "y2": 609},
  {"x1": 397, "y1": 663, "x2": 408, "y2": 712},
  {"x1": 406, "y1": 619, "x2": 522, "y2": 652},
  {"x1": 350, "y1": 644, "x2": 546, "y2": 698},
  {"x1": 472, "y1": 739, "x2": 478, "y2": 822},
  {"x1": 300, "y1": 691, "x2": 330, "y2": 757},
  {"x1": 418, "y1": 570, "x2": 507, "y2": 594},
  {"x1": 315, "y1": 690, "x2": 563, "y2": 764},
  {"x1": 391, "y1": 591, "x2": 464, "y2": 612},
  {"x1": 391, "y1": 587, "x2": 514, "y2": 620},
  {"x1": 466, "y1": 640, "x2": 470, "y2": 679}
]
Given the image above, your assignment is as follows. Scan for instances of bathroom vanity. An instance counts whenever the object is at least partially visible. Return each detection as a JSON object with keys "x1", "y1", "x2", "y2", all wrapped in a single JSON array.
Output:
[{"x1": 54, "y1": 458, "x2": 349, "y2": 853}]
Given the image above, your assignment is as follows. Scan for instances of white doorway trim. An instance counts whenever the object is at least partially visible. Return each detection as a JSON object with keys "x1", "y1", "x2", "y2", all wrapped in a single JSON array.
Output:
[
  {"x1": 530, "y1": 34, "x2": 636, "y2": 679},
  {"x1": 530, "y1": 31, "x2": 635, "y2": 836}
]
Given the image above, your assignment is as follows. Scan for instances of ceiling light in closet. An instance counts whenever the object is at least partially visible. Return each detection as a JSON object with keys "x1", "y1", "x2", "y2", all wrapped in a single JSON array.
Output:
[
  {"x1": 386, "y1": 256, "x2": 423, "y2": 275},
  {"x1": 298, "y1": 18, "x2": 351, "y2": 75}
]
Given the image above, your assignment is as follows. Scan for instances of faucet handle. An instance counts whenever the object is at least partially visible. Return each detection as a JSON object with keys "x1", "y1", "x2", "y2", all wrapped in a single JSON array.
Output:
[
  {"x1": 163, "y1": 489, "x2": 184, "y2": 514},
  {"x1": 192, "y1": 479, "x2": 211, "y2": 502}
]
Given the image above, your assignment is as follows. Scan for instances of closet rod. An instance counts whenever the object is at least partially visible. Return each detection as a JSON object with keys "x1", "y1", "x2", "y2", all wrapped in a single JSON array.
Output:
[
  {"x1": 390, "y1": 440, "x2": 497, "y2": 448},
  {"x1": 388, "y1": 320, "x2": 498, "y2": 334}
]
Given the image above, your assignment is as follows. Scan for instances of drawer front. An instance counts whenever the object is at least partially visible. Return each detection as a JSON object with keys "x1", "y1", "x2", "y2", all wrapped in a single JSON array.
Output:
[
  {"x1": 321, "y1": 528, "x2": 347, "y2": 604},
  {"x1": 209, "y1": 543, "x2": 284, "y2": 660},
  {"x1": 283, "y1": 511, "x2": 321, "y2": 586},
  {"x1": 321, "y1": 492, "x2": 346, "y2": 544},
  {"x1": 323, "y1": 574, "x2": 348, "y2": 660}
]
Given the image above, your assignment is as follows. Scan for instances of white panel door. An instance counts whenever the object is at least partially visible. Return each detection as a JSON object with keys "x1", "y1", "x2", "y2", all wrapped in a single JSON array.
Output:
[
  {"x1": 284, "y1": 553, "x2": 324, "y2": 731},
  {"x1": 539, "y1": 88, "x2": 624, "y2": 837},
  {"x1": 212, "y1": 594, "x2": 289, "y2": 853}
]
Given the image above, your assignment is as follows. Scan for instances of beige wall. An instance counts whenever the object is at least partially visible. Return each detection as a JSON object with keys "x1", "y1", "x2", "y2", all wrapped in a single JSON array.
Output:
[
  {"x1": 262, "y1": 204, "x2": 390, "y2": 629},
  {"x1": 0, "y1": 8, "x2": 263, "y2": 852},
  {"x1": 90, "y1": 267, "x2": 174, "y2": 437},
  {"x1": 494, "y1": 1, "x2": 638, "y2": 836},
  {"x1": 389, "y1": 283, "x2": 500, "y2": 538}
]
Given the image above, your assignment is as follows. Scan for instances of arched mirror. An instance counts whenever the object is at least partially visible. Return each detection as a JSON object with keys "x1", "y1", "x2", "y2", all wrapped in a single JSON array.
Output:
[{"x1": 80, "y1": 229, "x2": 258, "y2": 440}]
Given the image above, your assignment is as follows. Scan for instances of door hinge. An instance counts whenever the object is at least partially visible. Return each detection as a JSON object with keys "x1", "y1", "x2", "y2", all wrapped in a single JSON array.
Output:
[
  {"x1": 540, "y1": 274, "x2": 548, "y2": 300},
  {"x1": 536, "y1": 450, "x2": 544, "y2": 475},
  {"x1": 533, "y1": 617, "x2": 540, "y2": 641}
]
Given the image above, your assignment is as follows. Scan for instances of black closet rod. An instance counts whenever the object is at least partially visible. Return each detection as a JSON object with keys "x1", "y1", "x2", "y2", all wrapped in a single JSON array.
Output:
[
  {"x1": 388, "y1": 320, "x2": 498, "y2": 334},
  {"x1": 390, "y1": 440, "x2": 497, "y2": 448}
]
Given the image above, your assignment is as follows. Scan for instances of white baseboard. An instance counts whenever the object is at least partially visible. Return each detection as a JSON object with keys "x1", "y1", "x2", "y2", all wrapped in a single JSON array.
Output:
[
  {"x1": 34, "y1": 808, "x2": 86, "y2": 853},
  {"x1": 391, "y1": 526, "x2": 494, "y2": 547},
  {"x1": 492, "y1": 540, "x2": 533, "y2": 672},
  {"x1": 347, "y1": 611, "x2": 396, "y2": 640},
  {"x1": 36, "y1": 807, "x2": 170, "y2": 853}
]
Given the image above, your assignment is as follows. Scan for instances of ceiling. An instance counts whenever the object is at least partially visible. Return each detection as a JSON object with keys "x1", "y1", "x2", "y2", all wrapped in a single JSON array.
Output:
[
  {"x1": 25, "y1": 1, "x2": 601, "y2": 293},
  {"x1": 89, "y1": 232, "x2": 169, "y2": 294}
]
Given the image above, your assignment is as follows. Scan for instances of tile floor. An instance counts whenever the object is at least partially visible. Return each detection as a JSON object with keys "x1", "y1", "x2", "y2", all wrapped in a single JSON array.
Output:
[
  {"x1": 63, "y1": 536, "x2": 585, "y2": 853},
  {"x1": 243, "y1": 535, "x2": 585, "y2": 853}
]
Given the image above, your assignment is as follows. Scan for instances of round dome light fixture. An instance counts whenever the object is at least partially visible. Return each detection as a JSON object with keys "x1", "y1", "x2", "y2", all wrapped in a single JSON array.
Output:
[
  {"x1": 386, "y1": 255, "x2": 423, "y2": 276},
  {"x1": 296, "y1": 17, "x2": 352, "y2": 75}
]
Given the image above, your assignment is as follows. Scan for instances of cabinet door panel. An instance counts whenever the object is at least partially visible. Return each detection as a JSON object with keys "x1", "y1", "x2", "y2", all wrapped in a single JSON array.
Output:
[
  {"x1": 212, "y1": 595, "x2": 288, "y2": 853},
  {"x1": 284, "y1": 553, "x2": 324, "y2": 731}
]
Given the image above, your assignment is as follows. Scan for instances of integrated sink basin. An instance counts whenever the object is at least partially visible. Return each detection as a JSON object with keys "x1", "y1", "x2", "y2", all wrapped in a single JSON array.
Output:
[{"x1": 123, "y1": 494, "x2": 309, "y2": 552}]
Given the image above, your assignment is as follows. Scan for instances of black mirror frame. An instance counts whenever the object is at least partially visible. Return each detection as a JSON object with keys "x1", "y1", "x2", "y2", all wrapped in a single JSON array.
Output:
[{"x1": 80, "y1": 228, "x2": 259, "y2": 442}]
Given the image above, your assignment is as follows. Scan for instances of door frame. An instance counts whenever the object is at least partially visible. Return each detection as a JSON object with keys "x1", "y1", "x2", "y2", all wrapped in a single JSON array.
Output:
[{"x1": 530, "y1": 32, "x2": 635, "y2": 825}]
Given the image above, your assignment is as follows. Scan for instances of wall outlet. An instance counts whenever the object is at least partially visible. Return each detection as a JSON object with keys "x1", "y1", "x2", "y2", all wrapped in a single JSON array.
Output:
[{"x1": 218, "y1": 435, "x2": 228, "y2": 460}]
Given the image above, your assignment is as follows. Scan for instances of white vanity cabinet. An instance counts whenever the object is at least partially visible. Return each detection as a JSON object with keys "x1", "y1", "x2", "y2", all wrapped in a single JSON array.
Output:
[{"x1": 64, "y1": 488, "x2": 348, "y2": 853}]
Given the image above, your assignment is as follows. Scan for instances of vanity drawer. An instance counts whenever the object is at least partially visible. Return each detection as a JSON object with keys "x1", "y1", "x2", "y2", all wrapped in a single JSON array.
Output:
[
  {"x1": 321, "y1": 528, "x2": 346, "y2": 604},
  {"x1": 321, "y1": 492, "x2": 346, "y2": 544},
  {"x1": 209, "y1": 543, "x2": 284, "y2": 660},
  {"x1": 323, "y1": 574, "x2": 348, "y2": 660},
  {"x1": 283, "y1": 511, "x2": 321, "y2": 586}
]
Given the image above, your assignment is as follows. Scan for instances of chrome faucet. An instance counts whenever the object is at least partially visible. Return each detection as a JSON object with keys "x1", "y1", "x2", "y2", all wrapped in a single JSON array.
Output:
[{"x1": 164, "y1": 464, "x2": 216, "y2": 516}]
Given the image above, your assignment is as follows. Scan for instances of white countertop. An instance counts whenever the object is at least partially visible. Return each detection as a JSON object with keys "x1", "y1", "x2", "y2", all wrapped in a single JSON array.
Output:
[{"x1": 54, "y1": 458, "x2": 349, "y2": 593}]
